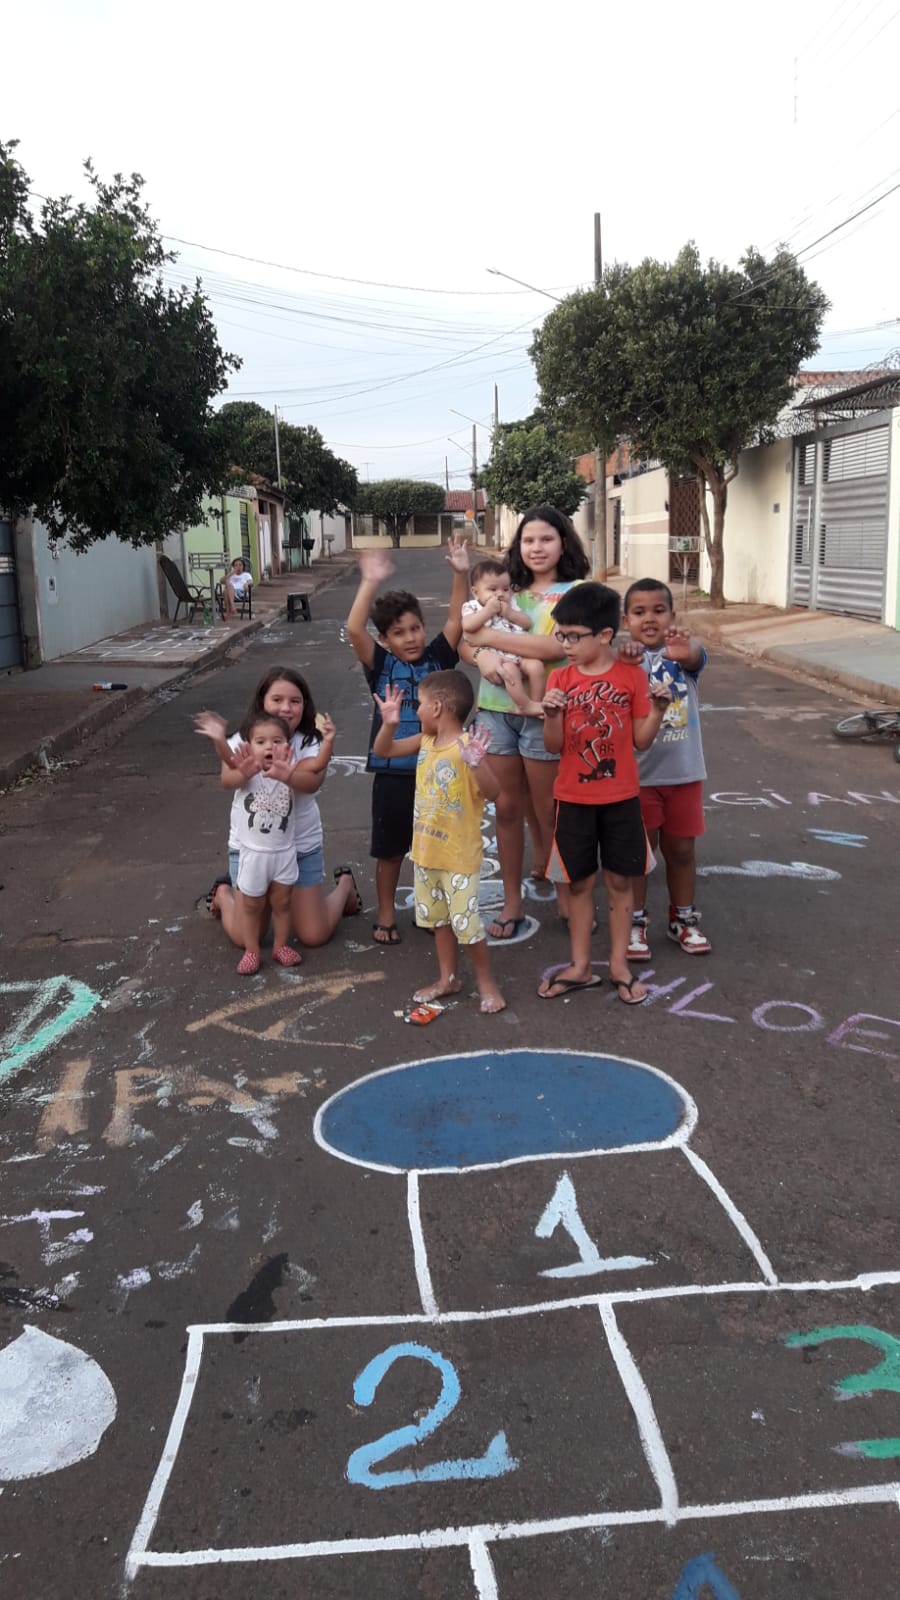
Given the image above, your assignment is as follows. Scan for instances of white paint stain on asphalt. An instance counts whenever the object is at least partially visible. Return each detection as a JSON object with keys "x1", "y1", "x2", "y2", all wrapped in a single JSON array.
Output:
[{"x1": 0, "y1": 1327, "x2": 116, "y2": 1480}]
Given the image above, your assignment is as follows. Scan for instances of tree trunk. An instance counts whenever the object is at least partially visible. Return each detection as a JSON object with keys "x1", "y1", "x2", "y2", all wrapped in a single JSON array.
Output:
[
  {"x1": 708, "y1": 477, "x2": 727, "y2": 608},
  {"x1": 389, "y1": 518, "x2": 401, "y2": 549}
]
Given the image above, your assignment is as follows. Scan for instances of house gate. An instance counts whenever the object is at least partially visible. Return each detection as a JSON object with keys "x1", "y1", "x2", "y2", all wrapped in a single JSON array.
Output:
[
  {"x1": 0, "y1": 519, "x2": 23, "y2": 670},
  {"x1": 790, "y1": 416, "x2": 891, "y2": 620}
]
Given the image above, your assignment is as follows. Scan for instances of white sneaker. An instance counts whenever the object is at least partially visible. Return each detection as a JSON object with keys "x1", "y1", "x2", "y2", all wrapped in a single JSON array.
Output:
[
  {"x1": 627, "y1": 916, "x2": 651, "y2": 962},
  {"x1": 667, "y1": 910, "x2": 711, "y2": 955}
]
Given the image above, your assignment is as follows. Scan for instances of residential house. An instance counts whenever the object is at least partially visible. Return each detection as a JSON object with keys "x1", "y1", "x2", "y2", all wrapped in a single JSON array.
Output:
[
  {"x1": 6, "y1": 514, "x2": 159, "y2": 668},
  {"x1": 352, "y1": 491, "x2": 493, "y2": 548}
]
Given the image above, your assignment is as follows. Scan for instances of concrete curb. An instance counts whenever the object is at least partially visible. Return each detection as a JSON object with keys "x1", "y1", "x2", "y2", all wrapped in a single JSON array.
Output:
[
  {"x1": 0, "y1": 562, "x2": 354, "y2": 793},
  {"x1": 688, "y1": 620, "x2": 900, "y2": 712}
]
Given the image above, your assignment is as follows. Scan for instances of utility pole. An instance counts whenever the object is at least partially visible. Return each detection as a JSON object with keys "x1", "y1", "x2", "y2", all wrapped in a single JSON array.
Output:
[
  {"x1": 273, "y1": 406, "x2": 283, "y2": 489},
  {"x1": 471, "y1": 424, "x2": 480, "y2": 544},
  {"x1": 592, "y1": 213, "x2": 608, "y2": 581},
  {"x1": 493, "y1": 383, "x2": 499, "y2": 433},
  {"x1": 445, "y1": 456, "x2": 450, "y2": 491}
]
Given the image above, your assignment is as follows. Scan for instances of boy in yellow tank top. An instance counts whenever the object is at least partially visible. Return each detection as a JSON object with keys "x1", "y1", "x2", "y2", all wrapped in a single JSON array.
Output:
[{"x1": 372, "y1": 670, "x2": 506, "y2": 1014}]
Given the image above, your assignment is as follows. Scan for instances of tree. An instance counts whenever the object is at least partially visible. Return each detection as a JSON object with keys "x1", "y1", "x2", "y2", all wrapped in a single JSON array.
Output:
[
  {"x1": 480, "y1": 421, "x2": 586, "y2": 518},
  {"x1": 0, "y1": 141, "x2": 239, "y2": 550},
  {"x1": 354, "y1": 479, "x2": 445, "y2": 547},
  {"x1": 532, "y1": 245, "x2": 829, "y2": 606},
  {"x1": 212, "y1": 401, "x2": 358, "y2": 518}
]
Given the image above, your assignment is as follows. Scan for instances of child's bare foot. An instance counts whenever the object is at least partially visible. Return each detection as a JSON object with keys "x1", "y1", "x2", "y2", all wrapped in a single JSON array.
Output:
[
  {"x1": 479, "y1": 987, "x2": 506, "y2": 1014},
  {"x1": 413, "y1": 977, "x2": 462, "y2": 1002},
  {"x1": 237, "y1": 951, "x2": 261, "y2": 975}
]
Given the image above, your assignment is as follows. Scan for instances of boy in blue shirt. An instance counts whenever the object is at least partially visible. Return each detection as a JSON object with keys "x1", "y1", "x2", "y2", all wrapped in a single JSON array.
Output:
[
  {"x1": 347, "y1": 538, "x2": 470, "y2": 944},
  {"x1": 621, "y1": 578, "x2": 711, "y2": 960}
]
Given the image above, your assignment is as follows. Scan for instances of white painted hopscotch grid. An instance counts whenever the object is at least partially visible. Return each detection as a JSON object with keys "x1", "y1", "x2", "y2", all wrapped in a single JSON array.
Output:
[{"x1": 125, "y1": 1271, "x2": 900, "y2": 1583}]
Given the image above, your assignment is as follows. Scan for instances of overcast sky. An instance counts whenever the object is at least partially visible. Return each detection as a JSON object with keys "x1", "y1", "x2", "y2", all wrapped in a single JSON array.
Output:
[{"x1": 6, "y1": 0, "x2": 900, "y2": 486}]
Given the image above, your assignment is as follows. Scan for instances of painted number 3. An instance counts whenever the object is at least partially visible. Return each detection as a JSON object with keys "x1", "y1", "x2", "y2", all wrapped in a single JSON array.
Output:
[
  {"x1": 345, "y1": 1342, "x2": 519, "y2": 1490},
  {"x1": 787, "y1": 1323, "x2": 900, "y2": 1459}
]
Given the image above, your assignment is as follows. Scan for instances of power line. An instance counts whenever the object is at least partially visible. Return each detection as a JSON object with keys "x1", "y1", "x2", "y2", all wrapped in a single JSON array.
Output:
[{"x1": 162, "y1": 232, "x2": 572, "y2": 298}]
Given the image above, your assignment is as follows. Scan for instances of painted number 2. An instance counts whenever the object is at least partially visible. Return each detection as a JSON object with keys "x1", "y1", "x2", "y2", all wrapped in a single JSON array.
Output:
[
  {"x1": 345, "y1": 1342, "x2": 519, "y2": 1490},
  {"x1": 787, "y1": 1323, "x2": 900, "y2": 1458}
]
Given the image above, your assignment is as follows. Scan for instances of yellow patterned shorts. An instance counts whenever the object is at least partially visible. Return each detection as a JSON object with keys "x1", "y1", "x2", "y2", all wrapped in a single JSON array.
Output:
[{"x1": 413, "y1": 865, "x2": 485, "y2": 945}]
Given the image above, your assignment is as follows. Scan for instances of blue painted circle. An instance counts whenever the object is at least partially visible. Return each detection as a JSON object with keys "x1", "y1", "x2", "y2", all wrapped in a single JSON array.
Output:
[{"x1": 318, "y1": 1050, "x2": 689, "y2": 1172}]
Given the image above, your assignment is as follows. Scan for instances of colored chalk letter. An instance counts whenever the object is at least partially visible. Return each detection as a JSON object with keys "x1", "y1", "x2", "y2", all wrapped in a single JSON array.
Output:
[
  {"x1": 346, "y1": 1342, "x2": 518, "y2": 1489},
  {"x1": 786, "y1": 1324, "x2": 900, "y2": 1458},
  {"x1": 672, "y1": 1553, "x2": 741, "y2": 1600}
]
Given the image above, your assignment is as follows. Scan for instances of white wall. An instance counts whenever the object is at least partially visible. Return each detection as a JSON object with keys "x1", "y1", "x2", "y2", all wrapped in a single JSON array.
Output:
[
  {"x1": 885, "y1": 407, "x2": 900, "y2": 630},
  {"x1": 310, "y1": 511, "x2": 349, "y2": 555},
  {"x1": 698, "y1": 439, "x2": 792, "y2": 605},
  {"x1": 23, "y1": 521, "x2": 159, "y2": 660}
]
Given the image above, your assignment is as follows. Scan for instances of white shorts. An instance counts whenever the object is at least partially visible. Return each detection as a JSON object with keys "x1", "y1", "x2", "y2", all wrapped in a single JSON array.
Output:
[{"x1": 236, "y1": 845, "x2": 297, "y2": 897}]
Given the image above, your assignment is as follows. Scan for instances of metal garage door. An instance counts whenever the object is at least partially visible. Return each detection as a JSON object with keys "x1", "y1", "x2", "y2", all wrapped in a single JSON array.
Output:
[
  {"x1": 790, "y1": 422, "x2": 890, "y2": 620},
  {"x1": 0, "y1": 519, "x2": 23, "y2": 670}
]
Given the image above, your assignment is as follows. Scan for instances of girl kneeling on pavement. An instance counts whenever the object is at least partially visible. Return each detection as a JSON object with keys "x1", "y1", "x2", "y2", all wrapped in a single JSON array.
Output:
[{"x1": 195, "y1": 666, "x2": 361, "y2": 959}]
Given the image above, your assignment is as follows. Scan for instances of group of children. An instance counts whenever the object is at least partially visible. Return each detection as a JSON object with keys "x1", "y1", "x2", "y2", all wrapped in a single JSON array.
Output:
[{"x1": 197, "y1": 508, "x2": 710, "y2": 1008}]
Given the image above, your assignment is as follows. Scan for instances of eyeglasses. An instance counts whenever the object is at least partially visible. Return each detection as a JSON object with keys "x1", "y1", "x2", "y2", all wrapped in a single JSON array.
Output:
[{"x1": 553, "y1": 628, "x2": 596, "y2": 646}]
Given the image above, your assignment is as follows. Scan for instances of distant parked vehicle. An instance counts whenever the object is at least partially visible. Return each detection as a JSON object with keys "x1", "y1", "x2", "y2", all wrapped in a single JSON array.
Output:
[{"x1": 833, "y1": 707, "x2": 900, "y2": 762}]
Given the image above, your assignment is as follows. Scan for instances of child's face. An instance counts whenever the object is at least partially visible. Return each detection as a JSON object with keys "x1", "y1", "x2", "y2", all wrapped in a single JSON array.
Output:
[
  {"x1": 250, "y1": 723, "x2": 289, "y2": 768},
  {"x1": 264, "y1": 678, "x2": 304, "y2": 732},
  {"x1": 554, "y1": 624, "x2": 614, "y2": 666},
  {"x1": 518, "y1": 520, "x2": 562, "y2": 578},
  {"x1": 418, "y1": 691, "x2": 441, "y2": 734},
  {"x1": 624, "y1": 591, "x2": 675, "y2": 648},
  {"x1": 473, "y1": 571, "x2": 512, "y2": 606},
  {"x1": 381, "y1": 610, "x2": 426, "y2": 662}
]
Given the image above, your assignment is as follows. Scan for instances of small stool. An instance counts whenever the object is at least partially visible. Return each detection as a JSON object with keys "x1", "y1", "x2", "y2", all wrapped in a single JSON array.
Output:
[{"x1": 287, "y1": 592, "x2": 311, "y2": 623}]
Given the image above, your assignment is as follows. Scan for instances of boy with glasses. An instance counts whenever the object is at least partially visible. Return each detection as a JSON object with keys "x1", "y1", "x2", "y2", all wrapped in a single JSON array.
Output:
[{"x1": 538, "y1": 584, "x2": 671, "y2": 1005}]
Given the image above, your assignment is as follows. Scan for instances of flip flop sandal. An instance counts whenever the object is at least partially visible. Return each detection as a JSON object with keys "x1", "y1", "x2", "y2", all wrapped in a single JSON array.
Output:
[
  {"x1": 488, "y1": 916, "x2": 527, "y2": 941},
  {"x1": 333, "y1": 864, "x2": 362, "y2": 915},
  {"x1": 538, "y1": 974, "x2": 604, "y2": 1000},
  {"x1": 372, "y1": 923, "x2": 402, "y2": 945},
  {"x1": 205, "y1": 875, "x2": 231, "y2": 918},
  {"x1": 612, "y1": 975, "x2": 649, "y2": 1006}
]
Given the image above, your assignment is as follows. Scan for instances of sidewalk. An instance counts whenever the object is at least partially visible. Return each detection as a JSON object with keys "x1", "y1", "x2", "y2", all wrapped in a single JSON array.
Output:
[
  {"x1": 605, "y1": 576, "x2": 900, "y2": 709},
  {"x1": 0, "y1": 555, "x2": 356, "y2": 792}
]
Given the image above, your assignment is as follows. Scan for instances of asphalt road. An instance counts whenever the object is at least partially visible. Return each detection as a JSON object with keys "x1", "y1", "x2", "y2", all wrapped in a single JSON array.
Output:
[{"x1": 2, "y1": 548, "x2": 899, "y2": 1600}]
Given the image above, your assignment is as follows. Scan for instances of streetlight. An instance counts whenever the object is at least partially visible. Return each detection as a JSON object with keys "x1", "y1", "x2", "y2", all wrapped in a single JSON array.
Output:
[{"x1": 486, "y1": 267, "x2": 563, "y2": 304}]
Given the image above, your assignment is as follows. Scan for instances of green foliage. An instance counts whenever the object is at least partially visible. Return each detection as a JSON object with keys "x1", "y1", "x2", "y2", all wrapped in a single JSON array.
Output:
[
  {"x1": 355, "y1": 479, "x2": 445, "y2": 546},
  {"x1": 0, "y1": 141, "x2": 239, "y2": 550},
  {"x1": 212, "y1": 401, "x2": 358, "y2": 518},
  {"x1": 480, "y1": 421, "x2": 586, "y2": 518},
  {"x1": 532, "y1": 243, "x2": 829, "y2": 603}
]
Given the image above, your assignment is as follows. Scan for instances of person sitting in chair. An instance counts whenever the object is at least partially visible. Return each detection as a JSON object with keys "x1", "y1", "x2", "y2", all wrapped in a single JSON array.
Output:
[{"x1": 223, "y1": 557, "x2": 253, "y2": 620}]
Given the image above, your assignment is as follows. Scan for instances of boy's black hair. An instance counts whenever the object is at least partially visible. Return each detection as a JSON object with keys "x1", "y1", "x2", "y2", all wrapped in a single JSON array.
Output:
[
  {"x1": 419, "y1": 669, "x2": 475, "y2": 724},
  {"x1": 552, "y1": 581, "x2": 621, "y2": 637},
  {"x1": 245, "y1": 666, "x2": 318, "y2": 747},
  {"x1": 623, "y1": 577, "x2": 674, "y2": 611},
  {"x1": 242, "y1": 712, "x2": 292, "y2": 743},
  {"x1": 371, "y1": 589, "x2": 424, "y2": 635},
  {"x1": 507, "y1": 506, "x2": 591, "y2": 589},
  {"x1": 470, "y1": 557, "x2": 508, "y2": 585}
]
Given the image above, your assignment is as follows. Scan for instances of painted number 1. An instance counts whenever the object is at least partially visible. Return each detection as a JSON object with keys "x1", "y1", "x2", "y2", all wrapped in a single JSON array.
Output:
[
  {"x1": 346, "y1": 1342, "x2": 519, "y2": 1490},
  {"x1": 535, "y1": 1171, "x2": 653, "y2": 1278},
  {"x1": 786, "y1": 1323, "x2": 900, "y2": 1458}
]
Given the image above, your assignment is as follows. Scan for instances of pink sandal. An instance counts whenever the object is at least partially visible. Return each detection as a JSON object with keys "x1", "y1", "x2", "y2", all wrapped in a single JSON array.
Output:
[
  {"x1": 273, "y1": 945, "x2": 303, "y2": 968},
  {"x1": 237, "y1": 951, "x2": 260, "y2": 975}
]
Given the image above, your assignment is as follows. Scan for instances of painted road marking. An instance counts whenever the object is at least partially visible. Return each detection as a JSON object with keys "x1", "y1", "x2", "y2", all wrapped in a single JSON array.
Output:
[
  {"x1": 314, "y1": 1050, "x2": 696, "y2": 1176},
  {"x1": 0, "y1": 978, "x2": 101, "y2": 1084},
  {"x1": 126, "y1": 1274, "x2": 900, "y2": 1580}
]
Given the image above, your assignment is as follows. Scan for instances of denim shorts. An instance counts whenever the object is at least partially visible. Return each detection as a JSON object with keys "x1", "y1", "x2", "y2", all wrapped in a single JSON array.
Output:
[
  {"x1": 228, "y1": 844, "x2": 325, "y2": 890},
  {"x1": 475, "y1": 708, "x2": 557, "y2": 762}
]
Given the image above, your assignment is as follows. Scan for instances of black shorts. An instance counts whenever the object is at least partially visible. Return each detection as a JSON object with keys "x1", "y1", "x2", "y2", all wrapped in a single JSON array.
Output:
[
  {"x1": 370, "y1": 772, "x2": 416, "y2": 860},
  {"x1": 549, "y1": 796, "x2": 648, "y2": 882}
]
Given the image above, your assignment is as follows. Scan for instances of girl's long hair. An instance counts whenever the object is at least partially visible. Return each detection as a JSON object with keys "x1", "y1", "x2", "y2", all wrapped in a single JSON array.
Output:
[
  {"x1": 507, "y1": 505, "x2": 590, "y2": 589},
  {"x1": 243, "y1": 666, "x2": 318, "y2": 747}
]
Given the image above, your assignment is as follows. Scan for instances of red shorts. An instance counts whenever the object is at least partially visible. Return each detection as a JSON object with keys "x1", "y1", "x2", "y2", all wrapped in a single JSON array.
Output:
[{"x1": 639, "y1": 780, "x2": 705, "y2": 838}]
